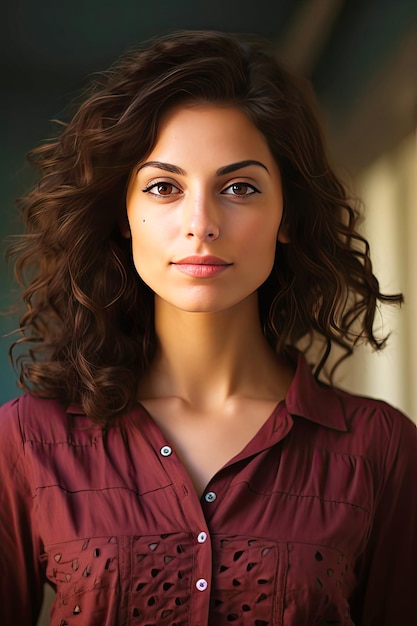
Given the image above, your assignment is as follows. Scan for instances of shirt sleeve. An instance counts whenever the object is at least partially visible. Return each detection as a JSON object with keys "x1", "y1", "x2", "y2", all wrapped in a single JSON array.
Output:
[
  {"x1": 350, "y1": 407, "x2": 417, "y2": 626},
  {"x1": 0, "y1": 397, "x2": 45, "y2": 625}
]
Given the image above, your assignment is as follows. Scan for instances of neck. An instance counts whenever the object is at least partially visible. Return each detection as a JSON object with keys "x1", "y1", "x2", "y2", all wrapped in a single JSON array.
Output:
[{"x1": 140, "y1": 294, "x2": 288, "y2": 410}]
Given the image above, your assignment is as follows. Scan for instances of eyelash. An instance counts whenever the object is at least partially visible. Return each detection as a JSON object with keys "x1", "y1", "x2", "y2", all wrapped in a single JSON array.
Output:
[{"x1": 141, "y1": 181, "x2": 260, "y2": 197}]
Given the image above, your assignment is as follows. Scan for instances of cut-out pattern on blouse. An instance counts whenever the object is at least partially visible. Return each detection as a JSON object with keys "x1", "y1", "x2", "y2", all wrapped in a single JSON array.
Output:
[{"x1": 45, "y1": 533, "x2": 356, "y2": 625}]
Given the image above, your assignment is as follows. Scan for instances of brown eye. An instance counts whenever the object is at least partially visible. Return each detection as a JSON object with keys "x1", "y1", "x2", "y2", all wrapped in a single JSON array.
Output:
[
  {"x1": 222, "y1": 182, "x2": 258, "y2": 196},
  {"x1": 144, "y1": 182, "x2": 181, "y2": 196},
  {"x1": 232, "y1": 183, "x2": 248, "y2": 195},
  {"x1": 157, "y1": 183, "x2": 173, "y2": 195}
]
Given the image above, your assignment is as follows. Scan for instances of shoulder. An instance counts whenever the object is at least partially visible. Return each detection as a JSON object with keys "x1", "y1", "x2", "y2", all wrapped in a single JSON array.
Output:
[
  {"x1": 289, "y1": 351, "x2": 416, "y2": 483},
  {"x1": 0, "y1": 394, "x2": 64, "y2": 438},
  {"x1": 327, "y1": 388, "x2": 417, "y2": 495},
  {"x1": 0, "y1": 393, "x2": 99, "y2": 446},
  {"x1": 289, "y1": 351, "x2": 415, "y2": 450},
  {"x1": 296, "y1": 379, "x2": 417, "y2": 518},
  {"x1": 333, "y1": 386, "x2": 415, "y2": 447}
]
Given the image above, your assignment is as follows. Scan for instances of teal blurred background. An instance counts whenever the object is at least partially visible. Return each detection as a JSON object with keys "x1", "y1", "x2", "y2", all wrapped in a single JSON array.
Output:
[{"x1": 2, "y1": 0, "x2": 417, "y2": 406}]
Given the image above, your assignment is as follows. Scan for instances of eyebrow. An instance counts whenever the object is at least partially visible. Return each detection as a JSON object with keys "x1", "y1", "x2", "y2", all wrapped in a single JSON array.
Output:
[
  {"x1": 137, "y1": 159, "x2": 269, "y2": 176},
  {"x1": 137, "y1": 161, "x2": 185, "y2": 175},
  {"x1": 216, "y1": 160, "x2": 269, "y2": 175}
]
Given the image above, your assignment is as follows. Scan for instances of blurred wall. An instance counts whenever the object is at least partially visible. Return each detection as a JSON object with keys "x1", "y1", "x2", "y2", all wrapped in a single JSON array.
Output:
[{"x1": 338, "y1": 131, "x2": 417, "y2": 421}]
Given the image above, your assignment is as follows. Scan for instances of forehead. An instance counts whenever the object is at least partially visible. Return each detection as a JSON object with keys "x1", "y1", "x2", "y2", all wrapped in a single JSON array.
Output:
[{"x1": 147, "y1": 103, "x2": 277, "y2": 168}]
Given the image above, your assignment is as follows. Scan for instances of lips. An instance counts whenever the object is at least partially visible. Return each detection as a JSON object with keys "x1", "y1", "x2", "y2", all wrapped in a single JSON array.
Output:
[
  {"x1": 171, "y1": 256, "x2": 232, "y2": 277},
  {"x1": 173, "y1": 255, "x2": 231, "y2": 266}
]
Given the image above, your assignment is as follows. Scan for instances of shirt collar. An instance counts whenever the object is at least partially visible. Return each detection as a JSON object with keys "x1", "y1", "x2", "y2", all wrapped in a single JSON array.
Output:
[{"x1": 284, "y1": 351, "x2": 348, "y2": 432}]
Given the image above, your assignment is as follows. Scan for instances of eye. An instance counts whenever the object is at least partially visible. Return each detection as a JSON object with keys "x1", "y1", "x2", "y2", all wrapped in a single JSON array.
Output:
[
  {"x1": 142, "y1": 182, "x2": 181, "y2": 196},
  {"x1": 221, "y1": 182, "x2": 259, "y2": 196}
]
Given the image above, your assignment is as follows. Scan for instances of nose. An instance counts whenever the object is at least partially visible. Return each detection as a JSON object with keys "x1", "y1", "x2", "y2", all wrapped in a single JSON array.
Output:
[{"x1": 183, "y1": 191, "x2": 220, "y2": 241}]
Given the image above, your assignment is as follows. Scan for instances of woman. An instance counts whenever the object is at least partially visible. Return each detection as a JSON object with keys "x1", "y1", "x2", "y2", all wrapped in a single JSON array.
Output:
[{"x1": 0, "y1": 30, "x2": 415, "y2": 626}]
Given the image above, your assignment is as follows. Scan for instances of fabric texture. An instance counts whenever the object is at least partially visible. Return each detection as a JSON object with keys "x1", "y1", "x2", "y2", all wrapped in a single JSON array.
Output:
[{"x1": 0, "y1": 353, "x2": 416, "y2": 625}]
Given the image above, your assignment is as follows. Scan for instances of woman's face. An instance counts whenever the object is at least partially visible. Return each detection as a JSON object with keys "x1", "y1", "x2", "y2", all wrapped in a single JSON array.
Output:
[{"x1": 125, "y1": 104, "x2": 286, "y2": 314}]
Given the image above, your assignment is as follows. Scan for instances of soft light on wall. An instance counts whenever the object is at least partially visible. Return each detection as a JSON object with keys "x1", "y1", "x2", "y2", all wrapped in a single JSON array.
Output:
[{"x1": 339, "y1": 130, "x2": 417, "y2": 422}]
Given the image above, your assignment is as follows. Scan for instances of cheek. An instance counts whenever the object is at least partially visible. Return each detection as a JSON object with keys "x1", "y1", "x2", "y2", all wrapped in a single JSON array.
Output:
[
  {"x1": 127, "y1": 216, "x2": 152, "y2": 272},
  {"x1": 241, "y1": 213, "x2": 281, "y2": 251},
  {"x1": 128, "y1": 213, "x2": 173, "y2": 275},
  {"x1": 240, "y1": 215, "x2": 280, "y2": 279}
]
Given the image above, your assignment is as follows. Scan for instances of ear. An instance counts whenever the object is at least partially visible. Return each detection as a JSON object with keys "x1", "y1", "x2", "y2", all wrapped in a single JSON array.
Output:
[
  {"x1": 119, "y1": 213, "x2": 131, "y2": 239},
  {"x1": 277, "y1": 221, "x2": 290, "y2": 244}
]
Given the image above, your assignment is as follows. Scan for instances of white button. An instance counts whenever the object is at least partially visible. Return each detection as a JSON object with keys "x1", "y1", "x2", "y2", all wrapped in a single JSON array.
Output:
[
  {"x1": 197, "y1": 532, "x2": 207, "y2": 543},
  {"x1": 204, "y1": 491, "x2": 217, "y2": 503},
  {"x1": 196, "y1": 578, "x2": 208, "y2": 591},
  {"x1": 160, "y1": 445, "x2": 172, "y2": 457}
]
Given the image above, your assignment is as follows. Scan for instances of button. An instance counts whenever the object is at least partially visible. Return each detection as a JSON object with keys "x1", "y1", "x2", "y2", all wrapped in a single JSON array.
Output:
[
  {"x1": 197, "y1": 532, "x2": 207, "y2": 543},
  {"x1": 204, "y1": 491, "x2": 217, "y2": 503},
  {"x1": 196, "y1": 578, "x2": 208, "y2": 591},
  {"x1": 160, "y1": 445, "x2": 172, "y2": 457}
]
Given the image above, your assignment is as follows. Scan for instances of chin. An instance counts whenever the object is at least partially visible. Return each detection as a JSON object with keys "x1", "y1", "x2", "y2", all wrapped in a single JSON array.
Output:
[
  {"x1": 165, "y1": 292, "x2": 258, "y2": 315},
  {"x1": 176, "y1": 302, "x2": 231, "y2": 314}
]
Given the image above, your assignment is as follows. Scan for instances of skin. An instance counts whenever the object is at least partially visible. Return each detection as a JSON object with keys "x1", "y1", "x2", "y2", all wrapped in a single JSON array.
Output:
[{"x1": 125, "y1": 104, "x2": 293, "y2": 496}]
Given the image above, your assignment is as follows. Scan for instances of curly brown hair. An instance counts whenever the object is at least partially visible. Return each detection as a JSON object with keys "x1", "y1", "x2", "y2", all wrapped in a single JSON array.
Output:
[{"x1": 7, "y1": 30, "x2": 402, "y2": 423}]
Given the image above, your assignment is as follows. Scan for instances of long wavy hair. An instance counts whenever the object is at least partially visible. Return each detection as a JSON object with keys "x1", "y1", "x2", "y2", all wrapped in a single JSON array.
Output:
[{"x1": 7, "y1": 30, "x2": 402, "y2": 423}]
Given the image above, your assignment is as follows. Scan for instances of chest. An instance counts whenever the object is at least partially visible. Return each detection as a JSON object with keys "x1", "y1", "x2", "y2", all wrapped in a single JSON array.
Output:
[
  {"x1": 139, "y1": 398, "x2": 280, "y2": 496},
  {"x1": 34, "y1": 429, "x2": 373, "y2": 626}
]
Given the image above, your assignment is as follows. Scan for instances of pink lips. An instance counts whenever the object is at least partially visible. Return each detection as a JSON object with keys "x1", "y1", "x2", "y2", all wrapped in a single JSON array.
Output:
[{"x1": 172, "y1": 256, "x2": 232, "y2": 278}]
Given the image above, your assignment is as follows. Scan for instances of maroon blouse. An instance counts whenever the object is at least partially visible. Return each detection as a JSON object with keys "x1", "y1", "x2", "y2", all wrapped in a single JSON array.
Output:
[{"x1": 0, "y1": 353, "x2": 416, "y2": 625}]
